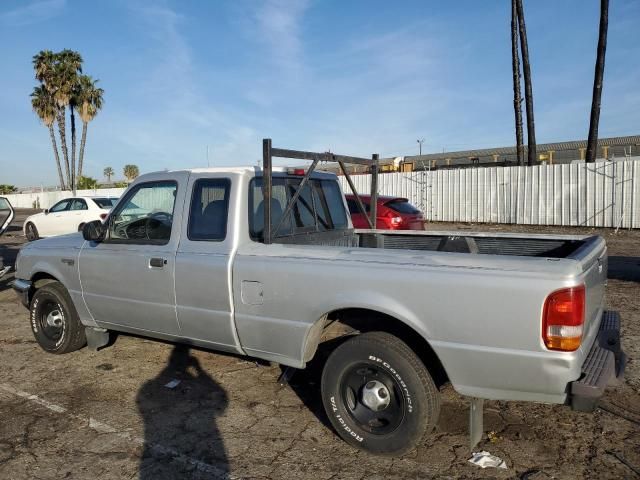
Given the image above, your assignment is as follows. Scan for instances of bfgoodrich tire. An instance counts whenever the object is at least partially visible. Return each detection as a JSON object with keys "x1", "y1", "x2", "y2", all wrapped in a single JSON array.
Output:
[
  {"x1": 30, "y1": 282, "x2": 86, "y2": 354},
  {"x1": 321, "y1": 331, "x2": 440, "y2": 456}
]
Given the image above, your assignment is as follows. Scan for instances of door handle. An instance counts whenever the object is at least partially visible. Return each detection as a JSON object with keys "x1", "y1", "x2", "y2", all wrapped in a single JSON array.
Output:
[{"x1": 149, "y1": 257, "x2": 167, "y2": 268}]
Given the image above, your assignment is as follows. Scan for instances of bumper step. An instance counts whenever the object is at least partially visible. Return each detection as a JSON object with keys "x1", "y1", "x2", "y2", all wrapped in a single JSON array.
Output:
[{"x1": 570, "y1": 311, "x2": 626, "y2": 412}]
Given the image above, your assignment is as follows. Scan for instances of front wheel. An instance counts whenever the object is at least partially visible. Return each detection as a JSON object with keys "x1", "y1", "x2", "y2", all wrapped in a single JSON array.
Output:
[
  {"x1": 25, "y1": 222, "x2": 39, "y2": 241},
  {"x1": 30, "y1": 282, "x2": 86, "y2": 354},
  {"x1": 321, "y1": 332, "x2": 440, "y2": 456}
]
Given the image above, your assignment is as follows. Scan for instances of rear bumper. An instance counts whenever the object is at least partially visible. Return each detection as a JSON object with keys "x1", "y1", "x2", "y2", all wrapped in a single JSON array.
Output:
[
  {"x1": 569, "y1": 311, "x2": 626, "y2": 412},
  {"x1": 12, "y1": 278, "x2": 32, "y2": 308}
]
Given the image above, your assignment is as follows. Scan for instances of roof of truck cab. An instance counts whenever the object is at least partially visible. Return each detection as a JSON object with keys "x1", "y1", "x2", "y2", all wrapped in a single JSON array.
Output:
[{"x1": 160, "y1": 166, "x2": 338, "y2": 179}]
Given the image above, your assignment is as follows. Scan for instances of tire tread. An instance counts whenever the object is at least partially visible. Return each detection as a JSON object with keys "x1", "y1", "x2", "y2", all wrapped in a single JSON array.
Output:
[{"x1": 32, "y1": 282, "x2": 86, "y2": 354}]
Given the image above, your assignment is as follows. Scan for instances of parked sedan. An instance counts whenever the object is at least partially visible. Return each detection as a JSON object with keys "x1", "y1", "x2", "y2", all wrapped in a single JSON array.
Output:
[
  {"x1": 24, "y1": 196, "x2": 117, "y2": 241},
  {"x1": 345, "y1": 194, "x2": 425, "y2": 230}
]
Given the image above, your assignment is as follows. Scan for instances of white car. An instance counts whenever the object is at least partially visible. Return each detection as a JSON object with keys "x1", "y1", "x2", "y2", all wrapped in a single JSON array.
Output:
[{"x1": 24, "y1": 196, "x2": 117, "y2": 241}]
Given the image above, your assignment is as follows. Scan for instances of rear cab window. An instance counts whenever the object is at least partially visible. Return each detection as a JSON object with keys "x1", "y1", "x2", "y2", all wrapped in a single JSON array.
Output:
[{"x1": 249, "y1": 176, "x2": 348, "y2": 240}]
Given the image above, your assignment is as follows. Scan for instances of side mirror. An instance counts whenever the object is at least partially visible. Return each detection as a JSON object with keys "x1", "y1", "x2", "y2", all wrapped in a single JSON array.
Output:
[
  {"x1": 82, "y1": 220, "x2": 106, "y2": 242},
  {"x1": 44, "y1": 209, "x2": 49, "y2": 215}
]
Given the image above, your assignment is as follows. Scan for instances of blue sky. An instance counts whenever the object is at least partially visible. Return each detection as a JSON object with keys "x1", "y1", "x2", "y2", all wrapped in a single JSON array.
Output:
[{"x1": 0, "y1": 0, "x2": 638, "y2": 187}]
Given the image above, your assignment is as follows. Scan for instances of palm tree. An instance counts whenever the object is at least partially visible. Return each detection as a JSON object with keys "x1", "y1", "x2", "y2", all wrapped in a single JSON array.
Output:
[
  {"x1": 586, "y1": 0, "x2": 609, "y2": 163},
  {"x1": 33, "y1": 50, "x2": 56, "y2": 87},
  {"x1": 515, "y1": 0, "x2": 536, "y2": 166},
  {"x1": 511, "y1": 0, "x2": 524, "y2": 166},
  {"x1": 103, "y1": 167, "x2": 114, "y2": 182},
  {"x1": 33, "y1": 51, "x2": 68, "y2": 189},
  {"x1": 32, "y1": 49, "x2": 104, "y2": 190},
  {"x1": 54, "y1": 50, "x2": 83, "y2": 193},
  {"x1": 33, "y1": 49, "x2": 82, "y2": 190},
  {"x1": 77, "y1": 175, "x2": 98, "y2": 190},
  {"x1": 123, "y1": 164, "x2": 140, "y2": 182},
  {"x1": 31, "y1": 86, "x2": 66, "y2": 189},
  {"x1": 75, "y1": 75, "x2": 104, "y2": 179}
]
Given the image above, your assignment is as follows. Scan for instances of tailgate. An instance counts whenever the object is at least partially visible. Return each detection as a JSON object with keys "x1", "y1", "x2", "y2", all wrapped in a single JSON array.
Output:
[{"x1": 572, "y1": 236, "x2": 607, "y2": 342}]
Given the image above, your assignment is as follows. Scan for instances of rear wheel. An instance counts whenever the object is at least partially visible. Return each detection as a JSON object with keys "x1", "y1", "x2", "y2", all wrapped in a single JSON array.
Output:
[
  {"x1": 321, "y1": 331, "x2": 440, "y2": 456},
  {"x1": 25, "y1": 222, "x2": 39, "y2": 241},
  {"x1": 30, "y1": 282, "x2": 86, "y2": 354},
  {"x1": 78, "y1": 223, "x2": 85, "y2": 232}
]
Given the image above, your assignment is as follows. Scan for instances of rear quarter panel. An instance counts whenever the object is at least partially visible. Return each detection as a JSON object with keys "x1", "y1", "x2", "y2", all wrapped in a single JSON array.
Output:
[{"x1": 233, "y1": 242, "x2": 594, "y2": 403}]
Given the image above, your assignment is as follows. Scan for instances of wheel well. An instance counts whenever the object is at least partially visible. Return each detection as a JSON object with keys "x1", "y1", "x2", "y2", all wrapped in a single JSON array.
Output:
[
  {"x1": 29, "y1": 273, "x2": 60, "y2": 303},
  {"x1": 322, "y1": 308, "x2": 449, "y2": 388}
]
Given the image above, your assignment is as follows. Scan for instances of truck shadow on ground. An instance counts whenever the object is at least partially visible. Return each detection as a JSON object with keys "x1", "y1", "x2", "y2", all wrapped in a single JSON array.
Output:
[
  {"x1": 136, "y1": 344, "x2": 230, "y2": 479},
  {"x1": 284, "y1": 337, "x2": 350, "y2": 432},
  {"x1": 608, "y1": 256, "x2": 640, "y2": 282}
]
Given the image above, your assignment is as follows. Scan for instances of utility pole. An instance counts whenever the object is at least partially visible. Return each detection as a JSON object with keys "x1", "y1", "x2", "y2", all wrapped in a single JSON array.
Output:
[
  {"x1": 511, "y1": 0, "x2": 524, "y2": 166},
  {"x1": 586, "y1": 0, "x2": 609, "y2": 163},
  {"x1": 417, "y1": 138, "x2": 425, "y2": 156},
  {"x1": 516, "y1": 0, "x2": 537, "y2": 166}
]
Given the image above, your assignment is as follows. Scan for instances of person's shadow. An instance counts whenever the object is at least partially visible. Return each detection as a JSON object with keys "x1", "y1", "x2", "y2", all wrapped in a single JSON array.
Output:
[{"x1": 136, "y1": 345, "x2": 229, "y2": 479}]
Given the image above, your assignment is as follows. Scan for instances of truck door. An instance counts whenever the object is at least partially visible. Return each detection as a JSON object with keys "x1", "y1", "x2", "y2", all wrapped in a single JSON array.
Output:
[
  {"x1": 0, "y1": 197, "x2": 14, "y2": 236},
  {"x1": 174, "y1": 175, "x2": 241, "y2": 353},
  {"x1": 79, "y1": 173, "x2": 188, "y2": 335}
]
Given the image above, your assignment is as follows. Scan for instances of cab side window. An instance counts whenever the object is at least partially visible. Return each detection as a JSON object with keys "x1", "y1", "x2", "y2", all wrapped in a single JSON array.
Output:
[
  {"x1": 108, "y1": 181, "x2": 177, "y2": 244},
  {"x1": 188, "y1": 179, "x2": 231, "y2": 241}
]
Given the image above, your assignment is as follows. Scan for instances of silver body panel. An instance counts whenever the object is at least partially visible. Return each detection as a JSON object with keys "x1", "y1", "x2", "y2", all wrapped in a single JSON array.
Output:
[{"x1": 14, "y1": 168, "x2": 609, "y2": 404}]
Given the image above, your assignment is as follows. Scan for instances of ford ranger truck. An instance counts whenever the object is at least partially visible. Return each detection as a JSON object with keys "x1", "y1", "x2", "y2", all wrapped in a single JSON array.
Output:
[{"x1": 12, "y1": 166, "x2": 625, "y2": 456}]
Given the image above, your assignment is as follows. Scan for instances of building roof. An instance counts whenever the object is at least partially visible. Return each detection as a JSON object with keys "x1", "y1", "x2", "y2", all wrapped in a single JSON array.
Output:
[{"x1": 401, "y1": 135, "x2": 640, "y2": 163}]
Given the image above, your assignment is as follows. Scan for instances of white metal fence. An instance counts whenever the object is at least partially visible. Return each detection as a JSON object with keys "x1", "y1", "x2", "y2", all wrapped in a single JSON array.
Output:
[
  {"x1": 339, "y1": 160, "x2": 640, "y2": 229},
  {"x1": 6, "y1": 160, "x2": 640, "y2": 228},
  {"x1": 3, "y1": 188, "x2": 126, "y2": 209}
]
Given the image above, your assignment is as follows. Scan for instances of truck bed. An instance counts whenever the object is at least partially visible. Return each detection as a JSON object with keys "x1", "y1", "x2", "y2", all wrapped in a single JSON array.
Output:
[{"x1": 274, "y1": 228, "x2": 597, "y2": 260}]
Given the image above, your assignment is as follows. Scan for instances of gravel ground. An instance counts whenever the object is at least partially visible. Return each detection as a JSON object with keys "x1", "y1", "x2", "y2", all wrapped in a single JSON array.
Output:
[{"x1": 0, "y1": 211, "x2": 638, "y2": 479}]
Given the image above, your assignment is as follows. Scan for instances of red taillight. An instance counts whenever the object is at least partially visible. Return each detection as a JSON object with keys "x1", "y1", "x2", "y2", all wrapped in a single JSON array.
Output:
[
  {"x1": 287, "y1": 168, "x2": 306, "y2": 176},
  {"x1": 390, "y1": 216, "x2": 403, "y2": 226},
  {"x1": 99, "y1": 213, "x2": 108, "y2": 220},
  {"x1": 542, "y1": 285, "x2": 585, "y2": 351}
]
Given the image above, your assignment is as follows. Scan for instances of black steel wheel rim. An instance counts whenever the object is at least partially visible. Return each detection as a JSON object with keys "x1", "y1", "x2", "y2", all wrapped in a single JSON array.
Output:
[
  {"x1": 340, "y1": 362, "x2": 405, "y2": 435},
  {"x1": 39, "y1": 300, "x2": 64, "y2": 342}
]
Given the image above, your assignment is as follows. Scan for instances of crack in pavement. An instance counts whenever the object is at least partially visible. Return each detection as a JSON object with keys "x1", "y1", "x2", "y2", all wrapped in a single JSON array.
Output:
[{"x1": 0, "y1": 383, "x2": 239, "y2": 480}]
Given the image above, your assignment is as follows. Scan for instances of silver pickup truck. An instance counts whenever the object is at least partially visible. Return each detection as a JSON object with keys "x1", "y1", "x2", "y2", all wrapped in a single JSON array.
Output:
[{"x1": 13, "y1": 166, "x2": 625, "y2": 455}]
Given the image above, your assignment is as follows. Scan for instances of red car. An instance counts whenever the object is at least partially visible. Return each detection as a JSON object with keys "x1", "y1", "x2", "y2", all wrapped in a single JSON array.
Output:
[{"x1": 345, "y1": 194, "x2": 425, "y2": 230}]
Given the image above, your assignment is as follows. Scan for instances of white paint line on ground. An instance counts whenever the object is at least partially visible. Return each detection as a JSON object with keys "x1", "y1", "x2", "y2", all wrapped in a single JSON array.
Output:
[{"x1": 0, "y1": 383, "x2": 236, "y2": 479}]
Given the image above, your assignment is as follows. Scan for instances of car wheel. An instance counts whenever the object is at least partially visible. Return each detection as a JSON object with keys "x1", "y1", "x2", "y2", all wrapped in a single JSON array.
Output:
[
  {"x1": 78, "y1": 223, "x2": 85, "y2": 232},
  {"x1": 30, "y1": 282, "x2": 86, "y2": 354},
  {"x1": 25, "y1": 222, "x2": 39, "y2": 241},
  {"x1": 321, "y1": 331, "x2": 440, "y2": 456}
]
